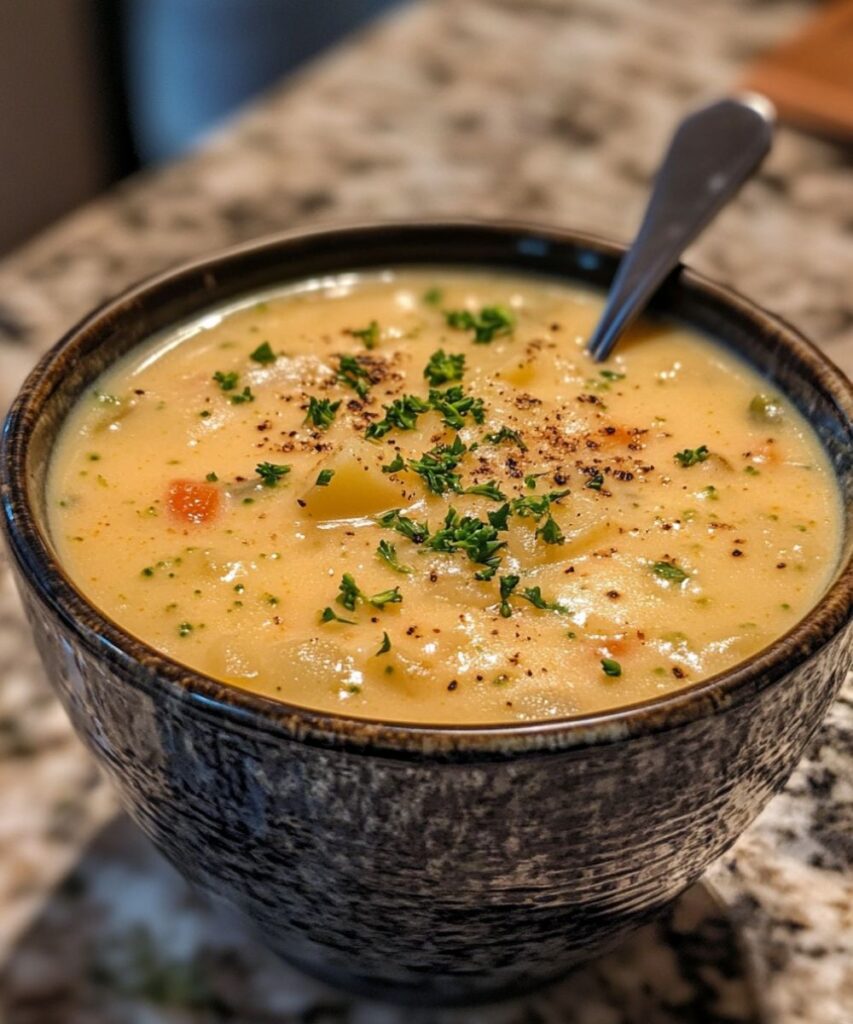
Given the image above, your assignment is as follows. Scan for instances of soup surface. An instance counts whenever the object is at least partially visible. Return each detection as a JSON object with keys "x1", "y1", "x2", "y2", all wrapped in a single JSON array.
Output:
[{"x1": 48, "y1": 270, "x2": 841, "y2": 723}]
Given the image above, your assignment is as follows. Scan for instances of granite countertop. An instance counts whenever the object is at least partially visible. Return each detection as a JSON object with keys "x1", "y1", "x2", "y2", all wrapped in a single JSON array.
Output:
[{"x1": 0, "y1": 1, "x2": 850, "y2": 1021}]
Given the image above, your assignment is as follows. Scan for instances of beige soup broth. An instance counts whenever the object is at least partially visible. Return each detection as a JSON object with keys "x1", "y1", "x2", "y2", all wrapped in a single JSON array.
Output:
[{"x1": 48, "y1": 271, "x2": 841, "y2": 724}]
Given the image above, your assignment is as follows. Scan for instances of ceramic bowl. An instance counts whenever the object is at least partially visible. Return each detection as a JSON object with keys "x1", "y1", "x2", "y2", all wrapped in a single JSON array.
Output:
[{"x1": 2, "y1": 222, "x2": 851, "y2": 1006}]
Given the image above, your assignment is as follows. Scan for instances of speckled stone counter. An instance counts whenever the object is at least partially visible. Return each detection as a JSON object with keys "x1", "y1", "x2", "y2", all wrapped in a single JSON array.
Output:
[{"x1": 0, "y1": 1, "x2": 850, "y2": 1021}]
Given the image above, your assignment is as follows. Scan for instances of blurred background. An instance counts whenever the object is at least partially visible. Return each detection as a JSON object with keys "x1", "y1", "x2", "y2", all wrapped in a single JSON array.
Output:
[
  {"x1": 0, "y1": 0, "x2": 403, "y2": 256},
  {"x1": 1, "y1": 0, "x2": 851, "y2": 258}
]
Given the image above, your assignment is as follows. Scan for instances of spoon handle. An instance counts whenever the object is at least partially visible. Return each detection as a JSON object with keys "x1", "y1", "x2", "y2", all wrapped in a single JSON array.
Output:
[{"x1": 587, "y1": 95, "x2": 775, "y2": 363}]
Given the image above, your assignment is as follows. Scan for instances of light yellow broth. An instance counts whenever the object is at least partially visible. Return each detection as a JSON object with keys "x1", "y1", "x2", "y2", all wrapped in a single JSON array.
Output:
[{"x1": 48, "y1": 270, "x2": 841, "y2": 724}]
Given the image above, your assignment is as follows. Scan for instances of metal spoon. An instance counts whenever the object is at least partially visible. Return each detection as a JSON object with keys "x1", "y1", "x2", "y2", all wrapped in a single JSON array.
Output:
[{"x1": 587, "y1": 94, "x2": 775, "y2": 363}]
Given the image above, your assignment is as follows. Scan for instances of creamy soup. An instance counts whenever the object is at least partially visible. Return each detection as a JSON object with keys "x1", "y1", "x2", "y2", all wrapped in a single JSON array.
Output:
[{"x1": 48, "y1": 271, "x2": 841, "y2": 723}]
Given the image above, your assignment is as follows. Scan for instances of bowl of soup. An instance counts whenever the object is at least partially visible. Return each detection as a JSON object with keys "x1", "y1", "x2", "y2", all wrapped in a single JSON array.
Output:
[{"x1": 2, "y1": 222, "x2": 851, "y2": 1005}]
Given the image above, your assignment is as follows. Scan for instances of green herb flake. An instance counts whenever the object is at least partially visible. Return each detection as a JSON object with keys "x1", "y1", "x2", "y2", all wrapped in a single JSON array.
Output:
[
  {"x1": 651, "y1": 560, "x2": 689, "y2": 584},
  {"x1": 375, "y1": 631, "x2": 392, "y2": 655},
  {"x1": 256, "y1": 462, "x2": 291, "y2": 487},
  {"x1": 465, "y1": 480, "x2": 507, "y2": 502},
  {"x1": 377, "y1": 539, "x2": 412, "y2": 574},
  {"x1": 213, "y1": 370, "x2": 239, "y2": 392},
  {"x1": 250, "y1": 341, "x2": 276, "y2": 365},
  {"x1": 511, "y1": 489, "x2": 569, "y2": 522},
  {"x1": 484, "y1": 425, "x2": 527, "y2": 451},
  {"x1": 519, "y1": 586, "x2": 567, "y2": 614},
  {"x1": 423, "y1": 286, "x2": 443, "y2": 307},
  {"x1": 336, "y1": 573, "x2": 363, "y2": 612},
  {"x1": 369, "y1": 587, "x2": 403, "y2": 609},
  {"x1": 376, "y1": 509, "x2": 430, "y2": 544},
  {"x1": 304, "y1": 395, "x2": 341, "y2": 430},
  {"x1": 205, "y1": 472, "x2": 218, "y2": 482},
  {"x1": 408, "y1": 435, "x2": 468, "y2": 494},
  {"x1": 316, "y1": 469, "x2": 335, "y2": 487},
  {"x1": 674, "y1": 445, "x2": 710, "y2": 467},
  {"x1": 488, "y1": 503, "x2": 511, "y2": 531},
  {"x1": 348, "y1": 320, "x2": 380, "y2": 350},
  {"x1": 536, "y1": 515, "x2": 565, "y2": 545},
  {"x1": 601, "y1": 658, "x2": 622, "y2": 678},
  {"x1": 320, "y1": 606, "x2": 355, "y2": 625},
  {"x1": 382, "y1": 453, "x2": 405, "y2": 474},
  {"x1": 425, "y1": 506, "x2": 507, "y2": 578},
  {"x1": 424, "y1": 348, "x2": 465, "y2": 386},
  {"x1": 586, "y1": 472, "x2": 604, "y2": 491},
  {"x1": 428, "y1": 385, "x2": 485, "y2": 429},
  {"x1": 744, "y1": 465, "x2": 761, "y2": 477},
  {"x1": 178, "y1": 622, "x2": 194, "y2": 638},
  {"x1": 230, "y1": 386, "x2": 255, "y2": 405},
  {"x1": 366, "y1": 394, "x2": 430, "y2": 440},
  {"x1": 599, "y1": 369, "x2": 626, "y2": 381},
  {"x1": 444, "y1": 305, "x2": 515, "y2": 344},
  {"x1": 337, "y1": 354, "x2": 371, "y2": 399},
  {"x1": 499, "y1": 574, "x2": 520, "y2": 618}
]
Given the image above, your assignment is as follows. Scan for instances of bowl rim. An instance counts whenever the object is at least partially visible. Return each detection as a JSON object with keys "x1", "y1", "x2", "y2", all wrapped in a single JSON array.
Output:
[{"x1": 2, "y1": 218, "x2": 851, "y2": 761}]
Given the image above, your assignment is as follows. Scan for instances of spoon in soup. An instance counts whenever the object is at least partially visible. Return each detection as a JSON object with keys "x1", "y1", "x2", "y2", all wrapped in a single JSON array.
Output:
[{"x1": 587, "y1": 94, "x2": 775, "y2": 363}]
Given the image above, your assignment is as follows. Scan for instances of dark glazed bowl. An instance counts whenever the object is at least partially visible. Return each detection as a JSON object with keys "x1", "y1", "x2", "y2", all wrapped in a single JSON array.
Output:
[{"x1": 2, "y1": 222, "x2": 851, "y2": 1006}]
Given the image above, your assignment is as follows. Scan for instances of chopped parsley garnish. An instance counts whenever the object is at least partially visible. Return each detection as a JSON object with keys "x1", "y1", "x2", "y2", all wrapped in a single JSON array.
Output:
[
  {"x1": 348, "y1": 320, "x2": 380, "y2": 350},
  {"x1": 213, "y1": 370, "x2": 239, "y2": 392},
  {"x1": 425, "y1": 507, "x2": 506, "y2": 579},
  {"x1": 256, "y1": 462, "x2": 291, "y2": 487},
  {"x1": 428, "y1": 385, "x2": 485, "y2": 428},
  {"x1": 178, "y1": 622, "x2": 194, "y2": 637},
  {"x1": 375, "y1": 631, "x2": 392, "y2": 655},
  {"x1": 499, "y1": 574, "x2": 520, "y2": 618},
  {"x1": 250, "y1": 341, "x2": 276, "y2": 365},
  {"x1": 536, "y1": 515, "x2": 564, "y2": 545},
  {"x1": 484, "y1": 425, "x2": 527, "y2": 451},
  {"x1": 699, "y1": 485, "x2": 719, "y2": 501},
  {"x1": 230, "y1": 386, "x2": 255, "y2": 404},
  {"x1": 674, "y1": 445, "x2": 710, "y2": 467},
  {"x1": 601, "y1": 657, "x2": 622, "y2": 677},
  {"x1": 599, "y1": 369, "x2": 625, "y2": 381},
  {"x1": 316, "y1": 469, "x2": 335, "y2": 486},
  {"x1": 377, "y1": 539, "x2": 412, "y2": 574},
  {"x1": 651, "y1": 560, "x2": 689, "y2": 584},
  {"x1": 423, "y1": 286, "x2": 443, "y2": 307},
  {"x1": 511, "y1": 489, "x2": 569, "y2": 522},
  {"x1": 366, "y1": 394, "x2": 430, "y2": 440},
  {"x1": 488, "y1": 502, "x2": 511, "y2": 531},
  {"x1": 382, "y1": 453, "x2": 405, "y2": 474},
  {"x1": 519, "y1": 586, "x2": 568, "y2": 614},
  {"x1": 337, "y1": 573, "x2": 362, "y2": 611},
  {"x1": 205, "y1": 472, "x2": 218, "y2": 482},
  {"x1": 424, "y1": 348, "x2": 465, "y2": 386},
  {"x1": 744, "y1": 465, "x2": 760, "y2": 477},
  {"x1": 320, "y1": 606, "x2": 355, "y2": 625},
  {"x1": 376, "y1": 509, "x2": 430, "y2": 544},
  {"x1": 465, "y1": 480, "x2": 507, "y2": 502},
  {"x1": 444, "y1": 305, "x2": 515, "y2": 343},
  {"x1": 304, "y1": 395, "x2": 341, "y2": 430},
  {"x1": 336, "y1": 573, "x2": 402, "y2": 612},
  {"x1": 408, "y1": 435, "x2": 467, "y2": 494},
  {"x1": 337, "y1": 354, "x2": 371, "y2": 399},
  {"x1": 586, "y1": 472, "x2": 604, "y2": 491},
  {"x1": 369, "y1": 587, "x2": 403, "y2": 609}
]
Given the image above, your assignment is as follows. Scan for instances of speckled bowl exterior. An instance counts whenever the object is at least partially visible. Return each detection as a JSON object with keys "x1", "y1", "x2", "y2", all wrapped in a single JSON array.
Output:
[{"x1": 2, "y1": 222, "x2": 851, "y2": 1006}]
